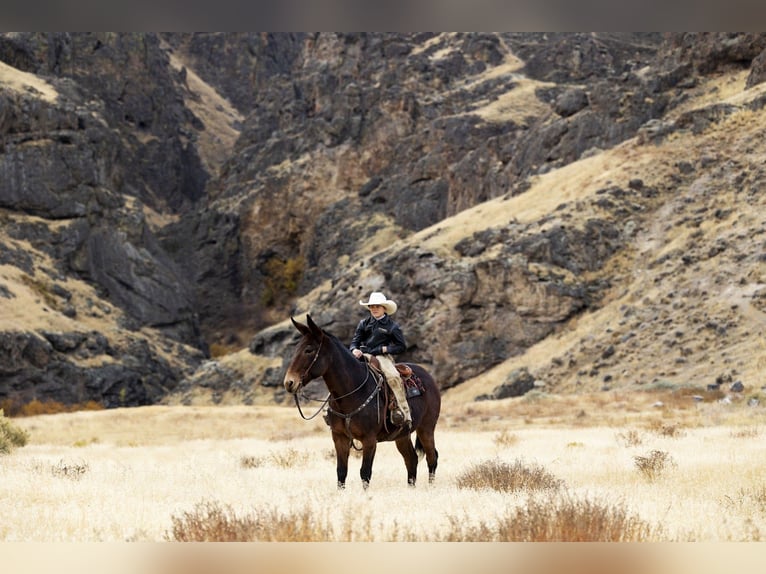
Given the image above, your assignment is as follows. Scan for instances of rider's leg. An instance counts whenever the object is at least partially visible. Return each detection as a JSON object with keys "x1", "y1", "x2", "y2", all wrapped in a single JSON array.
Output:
[{"x1": 378, "y1": 355, "x2": 412, "y2": 427}]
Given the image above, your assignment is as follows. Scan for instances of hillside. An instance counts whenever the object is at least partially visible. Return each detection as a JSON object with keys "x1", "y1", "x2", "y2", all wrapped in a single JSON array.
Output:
[{"x1": 2, "y1": 32, "x2": 766, "y2": 411}]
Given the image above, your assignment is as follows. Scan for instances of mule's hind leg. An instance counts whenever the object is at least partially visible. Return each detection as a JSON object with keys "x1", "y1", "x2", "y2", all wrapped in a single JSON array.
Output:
[
  {"x1": 395, "y1": 436, "x2": 419, "y2": 486},
  {"x1": 415, "y1": 431, "x2": 438, "y2": 484},
  {"x1": 332, "y1": 431, "x2": 351, "y2": 489}
]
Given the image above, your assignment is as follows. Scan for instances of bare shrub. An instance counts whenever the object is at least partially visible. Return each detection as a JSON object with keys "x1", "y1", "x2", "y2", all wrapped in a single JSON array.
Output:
[
  {"x1": 456, "y1": 458, "x2": 564, "y2": 493},
  {"x1": 241, "y1": 448, "x2": 309, "y2": 469},
  {"x1": 730, "y1": 426, "x2": 760, "y2": 439},
  {"x1": 444, "y1": 494, "x2": 660, "y2": 541},
  {"x1": 51, "y1": 459, "x2": 89, "y2": 480},
  {"x1": 723, "y1": 485, "x2": 766, "y2": 515},
  {"x1": 0, "y1": 409, "x2": 29, "y2": 454},
  {"x1": 268, "y1": 447, "x2": 309, "y2": 468},
  {"x1": 615, "y1": 429, "x2": 644, "y2": 447},
  {"x1": 634, "y1": 450, "x2": 675, "y2": 481},
  {"x1": 646, "y1": 420, "x2": 685, "y2": 438},
  {"x1": 167, "y1": 500, "x2": 334, "y2": 541},
  {"x1": 239, "y1": 455, "x2": 263, "y2": 469},
  {"x1": 493, "y1": 430, "x2": 520, "y2": 447}
]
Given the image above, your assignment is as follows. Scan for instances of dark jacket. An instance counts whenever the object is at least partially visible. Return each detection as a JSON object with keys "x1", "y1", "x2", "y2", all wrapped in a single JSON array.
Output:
[{"x1": 349, "y1": 314, "x2": 406, "y2": 356}]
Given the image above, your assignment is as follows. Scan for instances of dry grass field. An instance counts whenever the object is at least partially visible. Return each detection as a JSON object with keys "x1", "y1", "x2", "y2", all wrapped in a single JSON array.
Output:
[{"x1": 2, "y1": 392, "x2": 765, "y2": 544}]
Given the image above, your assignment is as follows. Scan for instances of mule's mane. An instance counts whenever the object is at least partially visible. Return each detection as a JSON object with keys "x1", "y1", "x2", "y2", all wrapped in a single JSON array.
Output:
[{"x1": 321, "y1": 327, "x2": 355, "y2": 360}]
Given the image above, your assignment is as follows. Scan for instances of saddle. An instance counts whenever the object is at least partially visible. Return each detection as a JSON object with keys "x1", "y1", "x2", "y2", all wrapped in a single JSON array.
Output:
[
  {"x1": 366, "y1": 355, "x2": 412, "y2": 378},
  {"x1": 366, "y1": 356, "x2": 422, "y2": 398}
]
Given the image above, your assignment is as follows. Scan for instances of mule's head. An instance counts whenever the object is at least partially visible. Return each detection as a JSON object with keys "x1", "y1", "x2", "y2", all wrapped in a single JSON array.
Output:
[{"x1": 283, "y1": 314, "x2": 327, "y2": 394}]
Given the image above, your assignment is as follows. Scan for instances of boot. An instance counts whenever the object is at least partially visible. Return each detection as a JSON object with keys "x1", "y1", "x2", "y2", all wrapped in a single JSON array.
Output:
[
  {"x1": 390, "y1": 406, "x2": 406, "y2": 426},
  {"x1": 390, "y1": 406, "x2": 412, "y2": 430}
]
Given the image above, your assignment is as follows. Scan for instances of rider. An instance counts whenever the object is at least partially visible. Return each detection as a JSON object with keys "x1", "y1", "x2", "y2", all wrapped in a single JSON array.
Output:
[{"x1": 350, "y1": 291, "x2": 412, "y2": 430}]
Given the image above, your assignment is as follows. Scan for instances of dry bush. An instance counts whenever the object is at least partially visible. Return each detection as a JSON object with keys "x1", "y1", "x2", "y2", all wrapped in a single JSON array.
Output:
[
  {"x1": 730, "y1": 426, "x2": 760, "y2": 438},
  {"x1": 634, "y1": 450, "x2": 675, "y2": 481},
  {"x1": 723, "y1": 485, "x2": 766, "y2": 515},
  {"x1": 51, "y1": 459, "x2": 89, "y2": 480},
  {"x1": 240, "y1": 448, "x2": 310, "y2": 469},
  {"x1": 615, "y1": 428, "x2": 644, "y2": 447},
  {"x1": 239, "y1": 455, "x2": 262, "y2": 469},
  {"x1": 167, "y1": 500, "x2": 335, "y2": 541},
  {"x1": 456, "y1": 458, "x2": 564, "y2": 493},
  {"x1": 268, "y1": 447, "x2": 310, "y2": 468},
  {"x1": 493, "y1": 429, "x2": 520, "y2": 447},
  {"x1": 0, "y1": 409, "x2": 29, "y2": 454},
  {"x1": 646, "y1": 419, "x2": 686, "y2": 438},
  {"x1": 444, "y1": 494, "x2": 660, "y2": 541}
]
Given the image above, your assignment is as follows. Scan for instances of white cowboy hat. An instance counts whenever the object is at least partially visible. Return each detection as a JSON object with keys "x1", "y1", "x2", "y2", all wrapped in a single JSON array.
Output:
[{"x1": 359, "y1": 291, "x2": 398, "y2": 315}]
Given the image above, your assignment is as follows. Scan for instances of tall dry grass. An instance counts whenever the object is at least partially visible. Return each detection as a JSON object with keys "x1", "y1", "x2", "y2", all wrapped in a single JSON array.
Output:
[{"x1": 3, "y1": 400, "x2": 766, "y2": 541}]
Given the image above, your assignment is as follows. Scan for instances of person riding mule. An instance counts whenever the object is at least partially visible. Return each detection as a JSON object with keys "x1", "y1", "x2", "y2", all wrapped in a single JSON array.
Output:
[{"x1": 350, "y1": 292, "x2": 412, "y2": 430}]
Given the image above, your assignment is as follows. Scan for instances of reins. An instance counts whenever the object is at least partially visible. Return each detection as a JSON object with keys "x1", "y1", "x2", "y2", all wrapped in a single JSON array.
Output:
[
  {"x1": 326, "y1": 367, "x2": 382, "y2": 450},
  {"x1": 294, "y1": 358, "x2": 383, "y2": 450},
  {"x1": 293, "y1": 367, "x2": 374, "y2": 421}
]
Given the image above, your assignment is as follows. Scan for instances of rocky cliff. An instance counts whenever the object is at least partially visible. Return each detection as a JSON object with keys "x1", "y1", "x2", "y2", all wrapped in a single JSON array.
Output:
[{"x1": 2, "y1": 32, "x2": 766, "y2": 410}]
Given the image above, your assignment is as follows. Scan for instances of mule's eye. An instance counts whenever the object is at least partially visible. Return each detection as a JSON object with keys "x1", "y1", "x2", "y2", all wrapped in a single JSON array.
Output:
[{"x1": 304, "y1": 347, "x2": 315, "y2": 355}]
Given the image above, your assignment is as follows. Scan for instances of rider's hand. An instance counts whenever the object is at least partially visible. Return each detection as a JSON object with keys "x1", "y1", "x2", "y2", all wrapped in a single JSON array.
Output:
[{"x1": 352, "y1": 348, "x2": 363, "y2": 359}]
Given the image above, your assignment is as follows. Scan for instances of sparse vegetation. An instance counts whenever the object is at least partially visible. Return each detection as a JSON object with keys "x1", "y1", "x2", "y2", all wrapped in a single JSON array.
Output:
[
  {"x1": 2, "y1": 402, "x2": 766, "y2": 541},
  {"x1": 616, "y1": 428, "x2": 644, "y2": 447},
  {"x1": 723, "y1": 485, "x2": 766, "y2": 515},
  {"x1": 19, "y1": 274, "x2": 58, "y2": 309},
  {"x1": 493, "y1": 429, "x2": 519, "y2": 447},
  {"x1": 634, "y1": 449, "x2": 675, "y2": 481},
  {"x1": 240, "y1": 448, "x2": 310, "y2": 469},
  {"x1": 0, "y1": 409, "x2": 29, "y2": 454},
  {"x1": 167, "y1": 500, "x2": 334, "y2": 542},
  {"x1": 0, "y1": 398, "x2": 104, "y2": 418},
  {"x1": 50, "y1": 458, "x2": 89, "y2": 480},
  {"x1": 456, "y1": 458, "x2": 564, "y2": 493},
  {"x1": 261, "y1": 255, "x2": 304, "y2": 307},
  {"x1": 445, "y1": 494, "x2": 661, "y2": 541},
  {"x1": 646, "y1": 420, "x2": 686, "y2": 438}
]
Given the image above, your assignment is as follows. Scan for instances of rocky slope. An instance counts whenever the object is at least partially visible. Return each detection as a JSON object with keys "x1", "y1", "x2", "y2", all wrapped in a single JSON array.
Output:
[{"x1": 1, "y1": 32, "x2": 766, "y2": 410}]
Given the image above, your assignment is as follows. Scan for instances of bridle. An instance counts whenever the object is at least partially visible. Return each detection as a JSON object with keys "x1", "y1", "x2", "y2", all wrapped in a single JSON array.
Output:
[
  {"x1": 299, "y1": 333, "x2": 324, "y2": 386},
  {"x1": 292, "y1": 343, "x2": 384, "y2": 450}
]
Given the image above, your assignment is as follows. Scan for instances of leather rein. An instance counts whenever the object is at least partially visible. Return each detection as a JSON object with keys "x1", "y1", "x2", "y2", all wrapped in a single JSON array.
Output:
[{"x1": 293, "y1": 338, "x2": 384, "y2": 449}]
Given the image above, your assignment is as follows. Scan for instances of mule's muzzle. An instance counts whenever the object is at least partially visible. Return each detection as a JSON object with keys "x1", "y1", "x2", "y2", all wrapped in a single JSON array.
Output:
[{"x1": 283, "y1": 373, "x2": 302, "y2": 394}]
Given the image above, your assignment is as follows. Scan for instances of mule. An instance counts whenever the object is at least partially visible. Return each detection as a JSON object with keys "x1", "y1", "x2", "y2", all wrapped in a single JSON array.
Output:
[{"x1": 283, "y1": 314, "x2": 440, "y2": 489}]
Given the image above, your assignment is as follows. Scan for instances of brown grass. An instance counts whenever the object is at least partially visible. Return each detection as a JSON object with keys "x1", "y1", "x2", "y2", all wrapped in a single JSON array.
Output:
[
  {"x1": 445, "y1": 494, "x2": 661, "y2": 541},
  {"x1": 1, "y1": 398, "x2": 104, "y2": 418},
  {"x1": 456, "y1": 458, "x2": 564, "y2": 493},
  {"x1": 167, "y1": 500, "x2": 334, "y2": 542},
  {"x1": 615, "y1": 428, "x2": 644, "y2": 447},
  {"x1": 634, "y1": 449, "x2": 675, "y2": 481}
]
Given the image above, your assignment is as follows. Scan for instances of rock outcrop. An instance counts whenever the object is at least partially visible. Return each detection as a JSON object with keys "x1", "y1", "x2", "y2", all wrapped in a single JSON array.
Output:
[{"x1": 2, "y1": 32, "x2": 766, "y2": 408}]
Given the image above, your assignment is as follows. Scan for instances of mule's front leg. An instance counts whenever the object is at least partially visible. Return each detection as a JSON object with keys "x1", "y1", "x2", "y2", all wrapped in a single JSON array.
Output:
[
  {"x1": 359, "y1": 438, "x2": 378, "y2": 489},
  {"x1": 332, "y1": 430, "x2": 351, "y2": 490}
]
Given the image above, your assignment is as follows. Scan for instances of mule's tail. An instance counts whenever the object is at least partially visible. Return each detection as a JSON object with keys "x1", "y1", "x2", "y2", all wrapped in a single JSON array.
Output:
[{"x1": 415, "y1": 436, "x2": 425, "y2": 462}]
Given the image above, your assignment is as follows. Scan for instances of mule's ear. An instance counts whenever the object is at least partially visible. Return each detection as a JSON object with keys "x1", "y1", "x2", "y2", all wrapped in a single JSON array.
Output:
[
  {"x1": 306, "y1": 314, "x2": 324, "y2": 338},
  {"x1": 291, "y1": 316, "x2": 310, "y2": 335}
]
